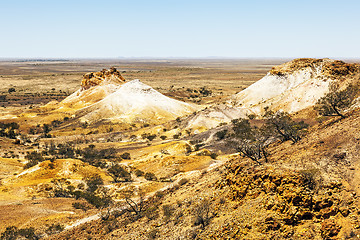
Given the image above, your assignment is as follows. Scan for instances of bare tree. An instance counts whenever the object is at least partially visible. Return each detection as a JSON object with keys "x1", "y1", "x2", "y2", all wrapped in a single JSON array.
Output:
[
  {"x1": 236, "y1": 137, "x2": 268, "y2": 164},
  {"x1": 315, "y1": 82, "x2": 358, "y2": 119},
  {"x1": 121, "y1": 188, "x2": 145, "y2": 218},
  {"x1": 193, "y1": 198, "x2": 213, "y2": 228},
  {"x1": 264, "y1": 109, "x2": 308, "y2": 143},
  {"x1": 230, "y1": 119, "x2": 271, "y2": 164}
]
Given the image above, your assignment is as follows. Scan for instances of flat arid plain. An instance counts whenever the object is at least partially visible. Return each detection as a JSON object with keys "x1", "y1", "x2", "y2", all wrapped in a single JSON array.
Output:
[
  {"x1": 1, "y1": 58, "x2": 360, "y2": 239},
  {"x1": 0, "y1": 59, "x2": 286, "y2": 106}
]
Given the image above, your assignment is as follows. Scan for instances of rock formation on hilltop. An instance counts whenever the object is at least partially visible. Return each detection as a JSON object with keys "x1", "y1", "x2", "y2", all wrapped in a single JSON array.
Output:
[
  {"x1": 59, "y1": 68, "x2": 126, "y2": 109},
  {"x1": 81, "y1": 67, "x2": 126, "y2": 90},
  {"x1": 269, "y1": 58, "x2": 358, "y2": 77}
]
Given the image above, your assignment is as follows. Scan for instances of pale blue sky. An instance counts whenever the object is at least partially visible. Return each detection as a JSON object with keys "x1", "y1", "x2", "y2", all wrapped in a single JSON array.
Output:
[{"x1": 1, "y1": 0, "x2": 359, "y2": 58}]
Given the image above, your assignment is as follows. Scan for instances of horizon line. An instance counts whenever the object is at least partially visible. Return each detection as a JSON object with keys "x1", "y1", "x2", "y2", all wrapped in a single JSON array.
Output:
[{"x1": 1, "y1": 56, "x2": 360, "y2": 62}]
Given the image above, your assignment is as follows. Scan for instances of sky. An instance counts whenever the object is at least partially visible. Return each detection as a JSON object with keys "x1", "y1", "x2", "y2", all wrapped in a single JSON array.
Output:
[{"x1": 0, "y1": 0, "x2": 359, "y2": 59}]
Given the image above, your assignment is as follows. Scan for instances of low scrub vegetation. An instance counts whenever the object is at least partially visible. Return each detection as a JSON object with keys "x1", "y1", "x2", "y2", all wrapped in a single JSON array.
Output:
[
  {"x1": 45, "y1": 223, "x2": 64, "y2": 235},
  {"x1": 41, "y1": 143, "x2": 117, "y2": 168},
  {"x1": 0, "y1": 226, "x2": 38, "y2": 240},
  {"x1": 142, "y1": 133, "x2": 157, "y2": 141},
  {"x1": 144, "y1": 172, "x2": 157, "y2": 181},
  {"x1": 24, "y1": 151, "x2": 44, "y2": 169},
  {"x1": 193, "y1": 199, "x2": 213, "y2": 228},
  {"x1": 108, "y1": 164, "x2": 132, "y2": 182},
  {"x1": 120, "y1": 152, "x2": 131, "y2": 160},
  {"x1": 121, "y1": 188, "x2": 146, "y2": 219},
  {"x1": 51, "y1": 175, "x2": 112, "y2": 209},
  {"x1": 215, "y1": 129, "x2": 228, "y2": 140},
  {"x1": 72, "y1": 202, "x2": 90, "y2": 212},
  {"x1": 0, "y1": 122, "x2": 19, "y2": 139}
]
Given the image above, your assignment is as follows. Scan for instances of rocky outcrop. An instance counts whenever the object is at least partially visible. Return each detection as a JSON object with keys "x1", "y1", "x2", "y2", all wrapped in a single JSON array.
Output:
[
  {"x1": 269, "y1": 58, "x2": 359, "y2": 78},
  {"x1": 217, "y1": 159, "x2": 359, "y2": 239},
  {"x1": 81, "y1": 67, "x2": 126, "y2": 90},
  {"x1": 58, "y1": 68, "x2": 126, "y2": 109}
]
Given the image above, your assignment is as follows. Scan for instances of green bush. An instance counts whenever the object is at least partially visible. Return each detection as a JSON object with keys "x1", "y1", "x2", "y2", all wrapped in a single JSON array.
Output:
[
  {"x1": 51, "y1": 178, "x2": 73, "y2": 198},
  {"x1": 146, "y1": 228, "x2": 159, "y2": 240},
  {"x1": 230, "y1": 118, "x2": 270, "y2": 164},
  {"x1": 51, "y1": 120, "x2": 62, "y2": 127},
  {"x1": 46, "y1": 224, "x2": 64, "y2": 235},
  {"x1": 1, "y1": 226, "x2": 18, "y2": 240},
  {"x1": 42, "y1": 124, "x2": 52, "y2": 134},
  {"x1": 193, "y1": 199, "x2": 212, "y2": 228},
  {"x1": 247, "y1": 114, "x2": 256, "y2": 120},
  {"x1": 8, "y1": 88, "x2": 16, "y2": 93},
  {"x1": 199, "y1": 86, "x2": 212, "y2": 96},
  {"x1": 84, "y1": 174, "x2": 103, "y2": 192},
  {"x1": 162, "y1": 204, "x2": 174, "y2": 220},
  {"x1": 215, "y1": 129, "x2": 228, "y2": 140},
  {"x1": 134, "y1": 169, "x2": 144, "y2": 177},
  {"x1": 24, "y1": 151, "x2": 44, "y2": 169},
  {"x1": 194, "y1": 143, "x2": 204, "y2": 151},
  {"x1": 108, "y1": 164, "x2": 131, "y2": 182},
  {"x1": 0, "y1": 226, "x2": 38, "y2": 240},
  {"x1": 72, "y1": 202, "x2": 90, "y2": 212},
  {"x1": 81, "y1": 191, "x2": 112, "y2": 209},
  {"x1": 0, "y1": 122, "x2": 20, "y2": 139},
  {"x1": 144, "y1": 206, "x2": 159, "y2": 220},
  {"x1": 120, "y1": 152, "x2": 131, "y2": 160},
  {"x1": 144, "y1": 172, "x2": 157, "y2": 181},
  {"x1": 210, "y1": 152, "x2": 218, "y2": 159},
  {"x1": 142, "y1": 134, "x2": 156, "y2": 141},
  {"x1": 51, "y1": 143, "x2": 75, "y2": 159}
]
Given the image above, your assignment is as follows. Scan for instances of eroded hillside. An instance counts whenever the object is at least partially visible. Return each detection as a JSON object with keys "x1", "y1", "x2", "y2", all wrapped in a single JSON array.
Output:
[{"x1": 46, "y1": 108, "x2": 360, "y2": 240}]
